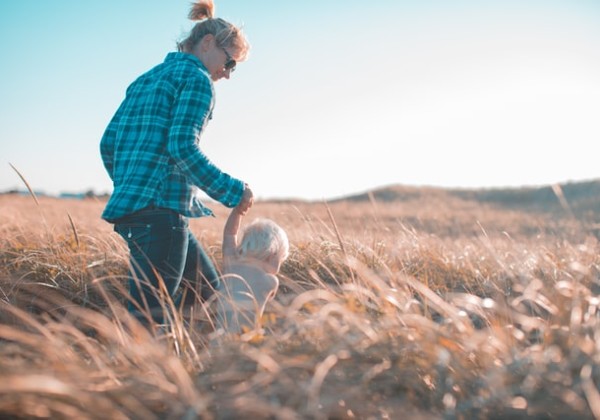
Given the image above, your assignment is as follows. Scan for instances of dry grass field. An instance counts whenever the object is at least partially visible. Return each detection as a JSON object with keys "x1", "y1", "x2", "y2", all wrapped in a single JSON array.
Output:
[{"x1": 1, "y1": 186, "x2": 600, "y2": 419}]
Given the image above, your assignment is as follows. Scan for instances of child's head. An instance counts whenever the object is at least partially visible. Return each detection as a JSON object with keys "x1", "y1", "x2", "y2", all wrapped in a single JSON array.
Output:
[{"x1": 238, "y1": 218, "x2": 289, "y2": 272}]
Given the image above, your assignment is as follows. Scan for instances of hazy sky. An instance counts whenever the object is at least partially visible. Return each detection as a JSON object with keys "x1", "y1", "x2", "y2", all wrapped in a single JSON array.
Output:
[{"x1": 1, "y1": 0, "x2": 599, "y2": 200}]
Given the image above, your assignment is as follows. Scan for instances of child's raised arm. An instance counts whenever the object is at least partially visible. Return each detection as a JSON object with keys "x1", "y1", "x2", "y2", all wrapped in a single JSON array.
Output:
[{"x1": 223, "y1": 185, "x2": 254, "y2": 257}]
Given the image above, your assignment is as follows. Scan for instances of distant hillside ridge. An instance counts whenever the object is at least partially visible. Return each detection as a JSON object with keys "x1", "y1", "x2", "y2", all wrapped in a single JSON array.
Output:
[{"x1": 334, "y1": 179, "x2": 600, "y2": 219}]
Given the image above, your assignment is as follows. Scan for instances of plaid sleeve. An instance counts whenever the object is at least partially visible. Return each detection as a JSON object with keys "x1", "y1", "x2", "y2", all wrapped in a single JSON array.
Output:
[{"x1": 166, "y1": 76, "x2": 245, "y2": 208}]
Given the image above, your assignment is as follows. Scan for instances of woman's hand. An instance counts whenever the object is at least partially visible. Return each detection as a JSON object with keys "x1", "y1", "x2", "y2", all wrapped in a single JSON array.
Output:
[{"x1": 237, "y1": 184, "x2": 254, "y2": 215}]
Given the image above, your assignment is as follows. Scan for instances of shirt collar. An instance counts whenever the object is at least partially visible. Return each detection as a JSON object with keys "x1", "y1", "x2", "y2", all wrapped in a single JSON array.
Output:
[{"x1": 165, "y1": 52, "x2": 209, "y2": 73}]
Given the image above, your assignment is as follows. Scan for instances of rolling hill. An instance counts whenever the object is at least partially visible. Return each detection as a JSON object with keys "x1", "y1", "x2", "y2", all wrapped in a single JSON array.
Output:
[{"x1": 333, "y1": 178, "x2": 600, "y2": 222}]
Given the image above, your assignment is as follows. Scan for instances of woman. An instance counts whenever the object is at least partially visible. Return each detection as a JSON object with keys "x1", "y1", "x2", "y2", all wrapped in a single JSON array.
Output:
[{"x1": 100, "y1": 0, "x2": 253, "y2": 324}]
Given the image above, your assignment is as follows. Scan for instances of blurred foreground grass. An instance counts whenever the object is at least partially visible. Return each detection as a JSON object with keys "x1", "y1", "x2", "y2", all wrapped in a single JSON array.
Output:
[{"x1": 1, "y1": 193, "x2": 600, "y2": 419}]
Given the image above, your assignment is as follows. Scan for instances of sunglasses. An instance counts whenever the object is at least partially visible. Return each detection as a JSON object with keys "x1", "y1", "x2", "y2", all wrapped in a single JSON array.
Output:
[{"x1": 220, "y1": 46, "x2": 236, "y2": 72}]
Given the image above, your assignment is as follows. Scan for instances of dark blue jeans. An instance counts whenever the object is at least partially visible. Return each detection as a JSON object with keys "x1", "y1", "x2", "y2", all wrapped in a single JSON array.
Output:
[{"x1": 113, "y1": 206, "x2": 219, "y2": 324}]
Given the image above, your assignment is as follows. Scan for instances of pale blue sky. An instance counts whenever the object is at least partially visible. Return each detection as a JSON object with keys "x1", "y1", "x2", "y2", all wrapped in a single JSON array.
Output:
[{"x1": 1, "y1": 1, "x2": 599, "y2": 200}]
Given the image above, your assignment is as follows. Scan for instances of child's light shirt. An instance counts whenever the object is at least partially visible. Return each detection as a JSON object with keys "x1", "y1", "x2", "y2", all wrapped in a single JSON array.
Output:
[{"x1": 216, "y1": 235, "x2": 279, "y2": 333}]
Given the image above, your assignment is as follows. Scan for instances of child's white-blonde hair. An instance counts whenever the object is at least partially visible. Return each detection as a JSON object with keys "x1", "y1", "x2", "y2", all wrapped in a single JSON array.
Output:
[{"x1": 238, "y1": 218, "x2": 289, "y2": 264}]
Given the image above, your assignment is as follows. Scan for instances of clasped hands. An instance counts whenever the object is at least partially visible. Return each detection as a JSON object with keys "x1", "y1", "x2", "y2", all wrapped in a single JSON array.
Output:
[{"x1": 237, "y1": 184, "x2": 254, "y2": 215}]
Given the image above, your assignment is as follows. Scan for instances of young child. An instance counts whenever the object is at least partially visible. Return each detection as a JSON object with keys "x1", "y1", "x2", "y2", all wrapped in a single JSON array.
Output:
[{"x1": 216, "y1": 203, "x2": 289, "y2": 334}]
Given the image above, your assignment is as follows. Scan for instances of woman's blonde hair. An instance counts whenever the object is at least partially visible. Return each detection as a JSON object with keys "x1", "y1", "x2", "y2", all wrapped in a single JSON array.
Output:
[
  {"x1": 238, "y1": 219, "x2": 289, "y2": 265},
  {"x1": 177, "y1": 0, "x2": 250, "y2": 61}
]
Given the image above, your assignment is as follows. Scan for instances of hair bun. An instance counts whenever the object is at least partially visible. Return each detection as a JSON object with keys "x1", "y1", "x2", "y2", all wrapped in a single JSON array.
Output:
[{"x1": 188, "y1": 0, "x2": 215, "y2": 21}]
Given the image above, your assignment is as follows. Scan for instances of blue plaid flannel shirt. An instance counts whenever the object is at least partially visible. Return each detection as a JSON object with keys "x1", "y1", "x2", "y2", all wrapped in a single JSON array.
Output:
[{"x1": 100, "y1": 52, "x2": 245, "y2": 222}]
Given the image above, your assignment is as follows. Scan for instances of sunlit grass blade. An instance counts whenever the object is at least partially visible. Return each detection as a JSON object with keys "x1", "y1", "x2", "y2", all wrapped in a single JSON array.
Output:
[{"x1": 8, "y1": 162, "x2": 39, "y2": 206}]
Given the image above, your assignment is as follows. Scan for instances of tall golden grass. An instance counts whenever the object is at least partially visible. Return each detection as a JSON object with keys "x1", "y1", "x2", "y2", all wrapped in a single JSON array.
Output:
[{"x1": 1, "y1": 192, "x2": 600, "y2": 419}]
